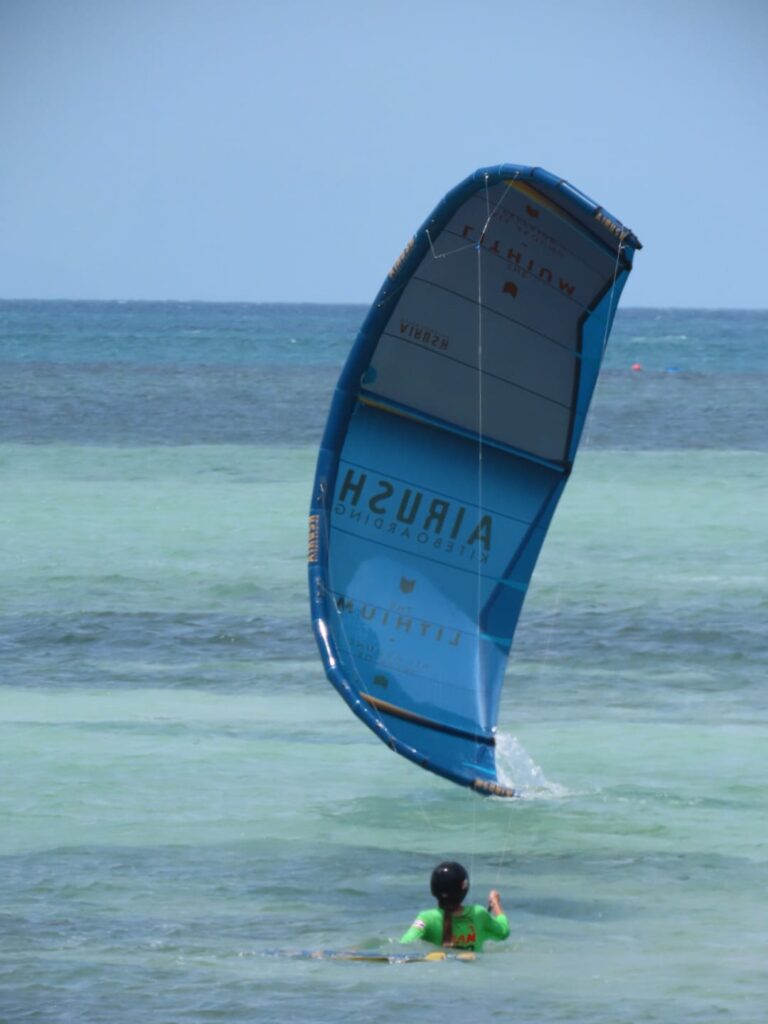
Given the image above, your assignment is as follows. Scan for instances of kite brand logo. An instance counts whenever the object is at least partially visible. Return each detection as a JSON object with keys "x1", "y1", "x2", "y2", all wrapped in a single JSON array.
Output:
[
  {"x1": 525, "y1": 204, "x2": 540, "y2": 219},
  {"x1": 399, "y1": 319, "x2": 449, "y2": 351},
  {"x1": 333, "y1": 468, "x2": 492, "y2": 560},
  {"x1": 400, "y1": 577, "x2": 416, "y2": 594},
  {"x1": 461, "y1": 224, "x2": 576, "y2": 297},
  {"x1": 307, "y1": 514, "x2": 320, "y2": 564},
  {"x1": 389, "y1": 236, "x2": 415, "y2": 279},
  {"x1": 595, "y1": 209, "x2": 626, "y2": 240}
]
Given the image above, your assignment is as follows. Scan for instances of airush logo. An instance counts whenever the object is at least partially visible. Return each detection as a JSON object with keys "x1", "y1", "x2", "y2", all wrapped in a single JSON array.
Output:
[
  {"x1": 399, "y1": 319, "x2": 449, "y2": 351},
  {"x1": 307, "y1": 514, "x2": 319, "y2": 564},
  {"x1": 594, "y1": 208, "x2": 629, "y2": 243},
  {"x1": 389, "y1": 236, "x2": 415, "y2": 279},
  {"x1": 333, "y1": 468, "x2": 492, "y2": 561}
]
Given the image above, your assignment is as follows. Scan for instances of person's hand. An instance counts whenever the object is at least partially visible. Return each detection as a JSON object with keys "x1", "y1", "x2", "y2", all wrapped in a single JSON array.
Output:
[{"x1": 487, "y1": 889, "x2": 502, "y2": 914}]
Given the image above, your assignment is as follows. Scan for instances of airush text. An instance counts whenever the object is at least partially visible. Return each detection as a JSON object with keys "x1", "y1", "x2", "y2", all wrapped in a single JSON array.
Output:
[{"x1": 333, "y1": 467, "x2": 492, "y2": 560}]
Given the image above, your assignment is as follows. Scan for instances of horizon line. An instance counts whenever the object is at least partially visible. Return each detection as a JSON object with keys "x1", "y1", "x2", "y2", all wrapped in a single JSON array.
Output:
[{"x1": 1, "y1": 297, "x2": 766, "y2": 314}]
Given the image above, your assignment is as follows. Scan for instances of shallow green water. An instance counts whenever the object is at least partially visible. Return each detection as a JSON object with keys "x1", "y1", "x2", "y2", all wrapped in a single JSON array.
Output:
[{"x1": 2, "y1": 441, "x2": 766, "y2": 1023}]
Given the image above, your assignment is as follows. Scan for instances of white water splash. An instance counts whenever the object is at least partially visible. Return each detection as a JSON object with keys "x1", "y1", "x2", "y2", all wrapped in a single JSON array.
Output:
[{"x1": 495, "y1": 732, "x2": 570, "y2": 800}]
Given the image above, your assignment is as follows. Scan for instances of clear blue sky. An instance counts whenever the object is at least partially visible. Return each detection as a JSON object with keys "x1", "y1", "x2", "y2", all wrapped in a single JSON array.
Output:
[{"x1": 1, "y1": 0, "x2": 766, "y2": 307}]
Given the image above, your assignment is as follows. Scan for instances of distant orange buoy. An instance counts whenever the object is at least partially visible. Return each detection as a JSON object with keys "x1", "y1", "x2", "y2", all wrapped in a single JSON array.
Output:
[{"x1": 631, "y1": 362, "x2": 643, "y2": 371}]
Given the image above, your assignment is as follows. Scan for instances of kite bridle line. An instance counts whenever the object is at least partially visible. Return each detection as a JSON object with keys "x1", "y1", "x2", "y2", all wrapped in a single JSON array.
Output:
[
  {"x1": 490, "y1": 217, "x2": 631, "y2": 885},
  {"x1": 471, "y1": 173, "x2": 491, "y2": 873},
  {"x1": 423, "y1": 169, "x2": 518, "y2": 780}
]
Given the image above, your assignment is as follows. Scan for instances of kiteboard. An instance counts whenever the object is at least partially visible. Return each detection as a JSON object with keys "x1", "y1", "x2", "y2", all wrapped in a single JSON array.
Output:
[{"x1": 271, "y1": 949, "x2": 476, "y2": 964}]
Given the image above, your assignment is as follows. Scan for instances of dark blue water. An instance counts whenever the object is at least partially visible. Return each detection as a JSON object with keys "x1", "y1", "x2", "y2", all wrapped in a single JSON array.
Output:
[{"x1": 2, "y1": 302, "x2": 767, "y2": 448}]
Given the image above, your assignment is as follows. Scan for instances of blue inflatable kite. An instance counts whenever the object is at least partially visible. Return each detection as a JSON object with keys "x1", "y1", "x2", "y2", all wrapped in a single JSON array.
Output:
[{"x1": 308, "y1": 165, "x2": 641, "y2": 796}]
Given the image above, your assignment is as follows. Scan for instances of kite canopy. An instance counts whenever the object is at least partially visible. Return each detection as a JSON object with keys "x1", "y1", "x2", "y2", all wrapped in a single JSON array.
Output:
[{"x1": 308, "y1": 165, "x2": 640, "y2": 796}]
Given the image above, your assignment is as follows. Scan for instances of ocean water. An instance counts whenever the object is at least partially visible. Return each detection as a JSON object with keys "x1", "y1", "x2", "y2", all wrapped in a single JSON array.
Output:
[{"x1": 1, "y1": 301, "x2": 766, "y2": 1023}]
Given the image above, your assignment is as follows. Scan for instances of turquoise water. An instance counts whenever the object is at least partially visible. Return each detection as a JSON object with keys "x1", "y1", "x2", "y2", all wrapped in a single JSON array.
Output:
[{"x1": 1, "y1": 303, "x2": 766, "y2": 1022}]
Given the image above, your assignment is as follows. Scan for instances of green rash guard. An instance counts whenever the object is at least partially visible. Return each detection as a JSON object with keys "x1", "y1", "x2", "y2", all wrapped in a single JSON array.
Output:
[{"x1": 400, "y1": 905, "x2": 510, "y2": 952}]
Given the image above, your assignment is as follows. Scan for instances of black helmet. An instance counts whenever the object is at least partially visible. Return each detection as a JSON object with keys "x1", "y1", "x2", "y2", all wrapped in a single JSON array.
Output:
[{"x1": 430, "y1": 861, "x2": 469, "y2": 909}]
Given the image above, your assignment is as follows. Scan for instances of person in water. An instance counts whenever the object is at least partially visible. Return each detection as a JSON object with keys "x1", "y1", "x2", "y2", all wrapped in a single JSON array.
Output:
[{"x1": 400, "y1": 861, "x2": 510, "y2": 951}]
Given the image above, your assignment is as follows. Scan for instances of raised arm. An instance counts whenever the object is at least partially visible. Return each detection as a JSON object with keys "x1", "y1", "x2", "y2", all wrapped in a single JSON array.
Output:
[
  {"x1": 487, "y1": 889, "x2": 504, "y2": 917},
  {"x1": 485, "y1": 890, "x2": 510, "y2": 940}
]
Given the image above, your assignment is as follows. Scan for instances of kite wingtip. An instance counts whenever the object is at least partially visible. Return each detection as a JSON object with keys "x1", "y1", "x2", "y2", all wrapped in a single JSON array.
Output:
[{"x1": 472, "y1": 778, "x2": 517, "y2": 799}]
